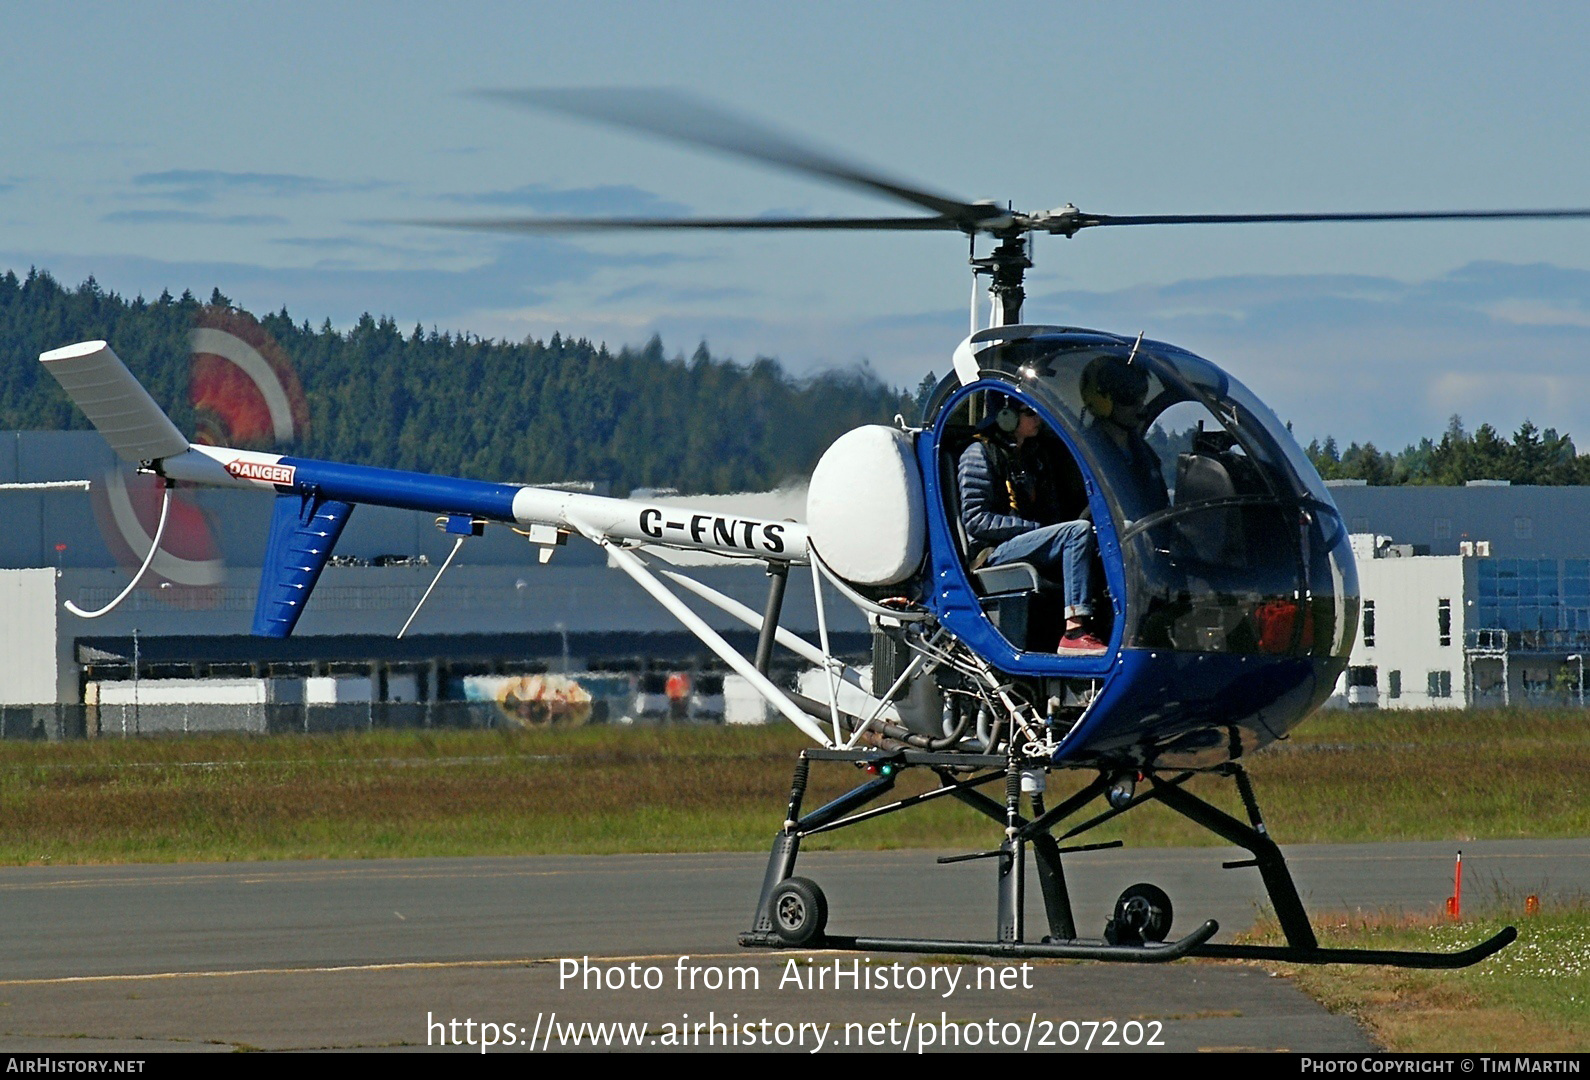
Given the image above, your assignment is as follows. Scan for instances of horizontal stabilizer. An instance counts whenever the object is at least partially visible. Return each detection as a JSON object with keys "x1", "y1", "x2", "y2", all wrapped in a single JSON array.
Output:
[
  {"x1": 252, "y1": 492, "x2": 355, "y2": 638},
  {"x1": 38, "y1": 341, "x2": 189, "y2": 463}
]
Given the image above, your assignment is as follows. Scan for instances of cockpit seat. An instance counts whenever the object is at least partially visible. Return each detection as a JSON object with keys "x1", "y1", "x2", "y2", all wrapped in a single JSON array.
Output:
[
  {"x1": 1174, "y1": 451, "x2": 1248, "y2": 564},
  {"x1": 971, "y1": 560, "x2": 1044, "y2": 596}
]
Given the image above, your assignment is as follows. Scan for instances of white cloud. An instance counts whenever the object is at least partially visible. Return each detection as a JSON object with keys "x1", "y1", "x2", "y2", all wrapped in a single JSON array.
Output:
[{"x1": 1482, "y1": 299, "x2": 1590, "y2": 328}]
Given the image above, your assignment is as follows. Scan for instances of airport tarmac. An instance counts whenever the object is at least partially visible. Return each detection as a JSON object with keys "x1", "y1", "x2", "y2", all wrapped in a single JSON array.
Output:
[{"x1": 0, "y1": 839, "x2": 1581, "y2": 1053}]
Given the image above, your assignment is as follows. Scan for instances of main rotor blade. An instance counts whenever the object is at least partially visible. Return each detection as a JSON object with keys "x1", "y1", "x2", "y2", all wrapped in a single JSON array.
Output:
[
  {"x1": 479, "y1": 87, "x2": 999, "y2": 229},
  {"x1": 1078, "y1": 208, "x2": 1590, "y2": 229},
  {"x1": 419, "y1": 214, "x2": 963, "y2": 233}
]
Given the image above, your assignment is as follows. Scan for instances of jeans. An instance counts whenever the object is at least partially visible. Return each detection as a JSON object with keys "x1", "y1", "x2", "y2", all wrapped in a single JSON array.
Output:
[{"x1": 985, "y1": 520, "x2": 1095, "y2": 619}]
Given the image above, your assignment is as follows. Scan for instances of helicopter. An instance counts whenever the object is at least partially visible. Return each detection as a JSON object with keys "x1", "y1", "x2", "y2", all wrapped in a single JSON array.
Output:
[{"x1": 42, "y1": 89, "x2": 1588, "y2": 968}]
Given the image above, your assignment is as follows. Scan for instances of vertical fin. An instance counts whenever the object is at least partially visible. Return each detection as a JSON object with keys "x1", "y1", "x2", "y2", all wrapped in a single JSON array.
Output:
[{"x1": 251, "y1": 492, "x2": 355, "y2": 638}]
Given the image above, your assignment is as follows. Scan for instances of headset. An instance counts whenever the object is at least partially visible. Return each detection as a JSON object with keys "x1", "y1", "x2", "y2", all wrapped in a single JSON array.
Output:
[
  {"x1": 1081, "y1": 354, "x2": 1151, "y2": 421},
  {"x1": 987, "y1": 391, "x2": 1033, "y2": 435}
]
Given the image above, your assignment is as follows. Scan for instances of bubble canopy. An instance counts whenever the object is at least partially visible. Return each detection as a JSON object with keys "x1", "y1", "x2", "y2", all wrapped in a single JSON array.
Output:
[{"x1": 936, "y1": 328, "x2": 1358, "y2": 661}]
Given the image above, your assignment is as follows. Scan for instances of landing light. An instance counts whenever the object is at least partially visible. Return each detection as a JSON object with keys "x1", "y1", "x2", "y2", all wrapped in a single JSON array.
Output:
[{"x1": 1106, "y1": 772, "x2": 1137, "y2": 809}]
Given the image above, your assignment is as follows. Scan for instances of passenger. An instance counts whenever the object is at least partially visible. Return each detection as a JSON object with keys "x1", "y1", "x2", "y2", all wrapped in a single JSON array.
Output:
[{"x1": 957, "y1": 391, "x2": 1106, "y2": 654}]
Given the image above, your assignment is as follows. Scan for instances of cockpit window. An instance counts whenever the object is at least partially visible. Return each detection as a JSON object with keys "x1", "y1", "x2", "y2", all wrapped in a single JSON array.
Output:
[
  {"x1": 971, "y1": 336, "x2": 1327, "y2": 529},
  {"x1": 969, "y1": 332, "x2": 1357, "y2": 658}
]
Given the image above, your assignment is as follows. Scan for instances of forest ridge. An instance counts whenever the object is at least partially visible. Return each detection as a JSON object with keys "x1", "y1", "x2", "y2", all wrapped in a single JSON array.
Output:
[
  {"x1": 4, "y1": 268, "x2": 1584, "y2": 492},
  {"x1": 1, "y1": 269, "x2": 913, "y2": 494}
]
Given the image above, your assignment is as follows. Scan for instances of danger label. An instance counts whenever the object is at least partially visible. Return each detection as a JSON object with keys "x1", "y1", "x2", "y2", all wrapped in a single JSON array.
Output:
[{"x1": 225, "y1": 459, "x2": 295, "y2": 485}]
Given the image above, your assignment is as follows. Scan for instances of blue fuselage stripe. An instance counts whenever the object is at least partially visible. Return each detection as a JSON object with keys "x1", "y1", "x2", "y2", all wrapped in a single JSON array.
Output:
[{"x1": 278, "y1": 457, "x2": 522, "y2": 521}]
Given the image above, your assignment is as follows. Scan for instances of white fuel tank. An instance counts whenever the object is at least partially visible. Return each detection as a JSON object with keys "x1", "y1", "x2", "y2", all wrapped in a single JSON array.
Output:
[{"x1": 806, "y1": 426, "x2": 925, "y2": 587}]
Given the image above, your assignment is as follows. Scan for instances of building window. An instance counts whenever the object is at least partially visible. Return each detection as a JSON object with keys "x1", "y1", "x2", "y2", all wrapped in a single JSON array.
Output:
[
  {"x1": 1434, "y1": 517, "x2": 1452, "y2": 540},
  {"x1": 1428, "y1": 670, "x2": 1452, "y2": 698},
  {"x1": 1362, "y1": 600, "x2": 1376, "y2": 647},
  {"x1": 1515, "y1": 516, "x2": 1534, "y2": 540},
  {"x1": 1388, "y1": 670, "x2": 1401, "y2": 699},
  {"x1": 1437, "y1": 598, "x2": 1452, "y2": 646},
  {"x1": 1522, "y1": 668, "x2": 1552, "y2": 702},
  {"x1": 1347, "y1": 666, "x2": 1378, "y2": 707}
]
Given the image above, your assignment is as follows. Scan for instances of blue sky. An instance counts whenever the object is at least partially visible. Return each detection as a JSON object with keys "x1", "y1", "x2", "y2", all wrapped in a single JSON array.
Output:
[{"x1": 5, "y1": 1, "x2": 1590, "y2": 450}]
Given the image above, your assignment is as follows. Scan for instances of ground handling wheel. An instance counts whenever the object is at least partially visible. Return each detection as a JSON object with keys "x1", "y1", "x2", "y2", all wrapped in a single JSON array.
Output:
[
  {"x1": 770, "y1": 877, "x2": 828, "y2": 946},
  {"x1": 1105, "y1": 883, "x2": 1173, "y2": 945}
]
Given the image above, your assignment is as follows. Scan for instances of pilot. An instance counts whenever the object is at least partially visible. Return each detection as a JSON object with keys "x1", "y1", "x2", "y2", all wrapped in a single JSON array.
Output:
[
  {"x1": 1080, "y1": 354, "x2": 1170, "y2": 519},
  {"x1": 957, "y1": 391, "x2": 1106, "y2": 654}
]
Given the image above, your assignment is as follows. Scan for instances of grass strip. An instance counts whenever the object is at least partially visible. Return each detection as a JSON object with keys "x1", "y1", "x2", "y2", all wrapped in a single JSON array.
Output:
[
  {"x1": 1249, "y1": 903, "x2": 1588, "y2": 1052},
  {"x1": 0, "y1": 706, "x2": 1582, "y2": 864}
]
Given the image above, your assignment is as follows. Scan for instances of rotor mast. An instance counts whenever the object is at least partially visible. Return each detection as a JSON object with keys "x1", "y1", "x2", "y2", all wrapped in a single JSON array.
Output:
[{"x1": 972, "y1": 233, "x2": 1033, "y2": 327}]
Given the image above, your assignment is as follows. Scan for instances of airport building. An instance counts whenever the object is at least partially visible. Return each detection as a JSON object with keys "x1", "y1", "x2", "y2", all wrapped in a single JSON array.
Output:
[
  {"x1": 1329, "y1": 482, "x2": 1590, "y2": 709},
  {"x1": 0, "y1": 431, "x2": 862, "y2": 736}
]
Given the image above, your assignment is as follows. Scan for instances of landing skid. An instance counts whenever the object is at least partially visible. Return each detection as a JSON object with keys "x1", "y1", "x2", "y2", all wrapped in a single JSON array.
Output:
[
  {"x1": 738, "y1": 748, "x2": 1516, "y2": 969},
  {"x1": 741, "y1": 922, "x2": 1221, "y2": 963}
]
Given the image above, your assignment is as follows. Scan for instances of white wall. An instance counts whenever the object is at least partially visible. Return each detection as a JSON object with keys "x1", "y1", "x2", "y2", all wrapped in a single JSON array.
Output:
[
  {"x1": 0, "y1": 570, "x2": 58, "y2": 705},
  {"x1": 306, "y1": 676, "x2": 374, "y2": 704},
  {"x1": 87, "y1": 677, "x2": 275, "y2": 734},
  {"x1": 1350, "y1": 556, "x2": 1469, "y2": 709},
  {"x1": 92, "y1": 678, "x2": 271, "y2": 706},
  {"x1": 722, "y1": 674, "x2": 770, "y2": 725}
]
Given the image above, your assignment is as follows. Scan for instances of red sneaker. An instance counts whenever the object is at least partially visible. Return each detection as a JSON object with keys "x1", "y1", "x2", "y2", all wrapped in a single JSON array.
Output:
[{"x1": 1057, "y1": 632, "x2": 1108, "y2": 654}]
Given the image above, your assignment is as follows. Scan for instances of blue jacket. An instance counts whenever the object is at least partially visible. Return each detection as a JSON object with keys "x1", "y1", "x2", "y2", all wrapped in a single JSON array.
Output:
[{"x1": 958, "y1": 438, "x2": 1040, "y2": 550}]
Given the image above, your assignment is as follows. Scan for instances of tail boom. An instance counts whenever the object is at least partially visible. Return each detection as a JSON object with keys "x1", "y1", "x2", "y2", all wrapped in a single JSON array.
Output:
[{"x1": 159, "y1": 446, "x2": 808, "y2": 562}]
